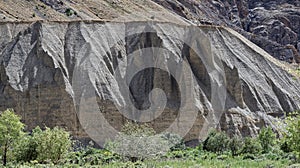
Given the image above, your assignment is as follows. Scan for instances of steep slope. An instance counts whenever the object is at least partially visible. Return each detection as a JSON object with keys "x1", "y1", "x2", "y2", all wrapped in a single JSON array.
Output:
[
  {"x1": 152, "y1": 0, "x2": 300, "y2": 63},
  {"x1": 0, "y1": 21, "x2": 299, "y2": 145},
  {"x1": 0, "y1": 0, "x2": 184, "y2": 23},
  {"x1": 1, "y1": 0, "x2": 299, "y2": 63}
]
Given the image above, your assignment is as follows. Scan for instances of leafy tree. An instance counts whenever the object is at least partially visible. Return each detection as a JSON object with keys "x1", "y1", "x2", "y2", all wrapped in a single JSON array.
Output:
[
  {"x1": 0, "y1": 109, "x2": 24, "y2": 166},
  {"x1": 241, "y1": 137, "x2": 262, "y2": 155},
  {"x1": 34, "y1": 126, "x2": 71, "y2": 163},
  {"x1": 203, "y1": 129, "x2": 230, "y2": 154},
  {"x1": 258, "y1": 127, "x2": 276, "y2": 153}
]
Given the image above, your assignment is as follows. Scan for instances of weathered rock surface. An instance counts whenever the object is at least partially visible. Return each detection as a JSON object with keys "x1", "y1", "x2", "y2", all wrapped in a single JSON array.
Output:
[
  {"x1": 0, "y1": 21, "x2": 299, "y2": 143},
  {"x1": 152, "y1": 0, "x2": 300, "y2": 63},
  {"x1": 1, "y1": 1, "x2": 299, "y2": 63}
]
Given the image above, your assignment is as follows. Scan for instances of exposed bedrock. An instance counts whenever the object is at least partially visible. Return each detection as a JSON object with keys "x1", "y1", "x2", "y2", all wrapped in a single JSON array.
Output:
[
  {"x1": 0, "y1": 21, "x2": 299, "y2": 144},
  {"x1": 152, "y1": 0, "x2": 300, "y2": 63}
]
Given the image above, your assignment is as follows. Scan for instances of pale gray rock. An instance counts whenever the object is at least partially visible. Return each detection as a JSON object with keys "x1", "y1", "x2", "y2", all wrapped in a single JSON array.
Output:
[{"x1": 0, "y1": 21, "x2": 299, "y2": 144}]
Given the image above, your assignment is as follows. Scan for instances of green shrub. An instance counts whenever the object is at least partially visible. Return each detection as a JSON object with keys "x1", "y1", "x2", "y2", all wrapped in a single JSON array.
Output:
[
  {"x1": 119, "y1": 161, "x2": 146, "y2": 168},
  {"x1": 70, "y1": 147, "x2": 119, "y2": 165},
  {"x1": 280, "y1": 140, "x2": 292, "y2": 153},
  {"x1": 164, "y1": 147, "x2": 202, "y2": 160},
  {"x1": 229, "y1": 135, "x2": 243, "y2": 156},
  {"x1": 203, "y1": 129, "x2": 230, "y2": 154},
  {"x1": 242, "y1": 153, "x2": 256, "y2": 160},
  {"x1": 160, "y1": 132, "x2": 185, "y2": 151},
  {"x1": 281, "y1": 112, "x2": 300, "y2": 161},
  {"x1": 65, "y1": 8, "x2": 74, "y2": 16},
  {"x1": 34, "y1": 126, "x2": 71, "y2": 164},
  {"x1": 200, "y1": 151, "x2": 218, "y2": 160},
  {"x1": 216, "y1": 154, "x2": 229, "y2": 160},
  {"x1": 14, "y1": 132, "x2": 38, "y2": 162},
  {"x1": 165, "y1": 150, "x2": 185, "y2": 159},
  {"x1": 105, "y1": 122, "x2": 170, "y2": 162},
  {"x1": 119, "y1": 122, "x2": 155, "y2": 136},
  {"x1": 241, "y1": 137, "x2": 262, "y2": 155},
  {"x1": 263, "y1": 152, "x2": 280, "y2": 160},
  {"x1": 258, "y1": 127, "x2": 276, "y2": 153},
  {"x1": 13, "y1": 126, "x2": 72, "y2": 164},
  {"x1": 65, "y1": 151, "x2": 84, "y2": 165},
  {"x1": 185, "y1": 147, "x2": 202, "y2": 159}
]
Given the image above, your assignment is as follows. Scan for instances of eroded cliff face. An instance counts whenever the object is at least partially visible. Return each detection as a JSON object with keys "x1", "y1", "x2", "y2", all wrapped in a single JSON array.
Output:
[{"x1": 0, "y1": 21, "x2": 299, "y2": 144}]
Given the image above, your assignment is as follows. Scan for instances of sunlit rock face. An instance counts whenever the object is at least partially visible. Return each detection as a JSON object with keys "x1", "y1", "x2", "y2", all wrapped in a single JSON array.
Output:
[{"x1": 0, "y1": 21, "x2": 299, "y2": 145}]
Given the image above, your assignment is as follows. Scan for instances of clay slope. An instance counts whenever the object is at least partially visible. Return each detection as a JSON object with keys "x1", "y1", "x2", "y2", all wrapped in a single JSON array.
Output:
[{"x1": 0, "y1": 21, "x2": 299, "y2": 144}]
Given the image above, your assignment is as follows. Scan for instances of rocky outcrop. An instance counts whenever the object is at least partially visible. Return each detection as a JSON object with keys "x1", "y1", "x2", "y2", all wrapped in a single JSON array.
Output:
[
  {"x1": 0, "y1": 21, "x2": 299, "y2": 145},
  {"x1": 152, "y1": 0, "x2": 300, "y2": 63}
]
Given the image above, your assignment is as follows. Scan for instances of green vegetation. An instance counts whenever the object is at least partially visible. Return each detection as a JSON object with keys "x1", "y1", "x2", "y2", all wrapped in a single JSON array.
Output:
[
  {"x1": 36, "y1": 127, "x2": 71, "y2": 163},
  {"x1": 14, "y1": 127, "x2": 39, "y2": 163},
  {"x1": 280, "y1": 112, "x2": 300, "y2": 161},
  {"x1": 241, "y1": 137, "x2": 262, "y2": 155},
  {"x1": 0, "y1": 109, "x2": 299, "y2": 167},
  {"x1": 258, "y1": 127, "x2": 276, "y2": 153},
  {"x1": 229, "y1": 135, "x2": 243, "y2": 156},
  {"x1": 0, "y1": 109, "x2": 24, "y2": 166},
  {"x1": 203, "y1": 128, "x2": 230, "y2": 154},
  {"x1": 289, "y1": 66, "x2": 300, "y2": 79},
  {"x1": 102, "y1": 158, "x2": 291, "y2": 168},
  {"x1": 0, "y1": 109, "x2": 71, "y2": 166},
  {"x1": 296, "y1": 67, "x2": 300, "y2": 76},
  {"x1": 65, "y1": 8, "x2": 76, "y2": 17},
  {"x1": 14, "y1": 126, "x2": 71, "y2": 164},
  {"x1": 105, "y1": 122, "x2": 184, "y2": 162},
  {"x1": 105, "y1": 122, "x2": 170, "y2": 162}
]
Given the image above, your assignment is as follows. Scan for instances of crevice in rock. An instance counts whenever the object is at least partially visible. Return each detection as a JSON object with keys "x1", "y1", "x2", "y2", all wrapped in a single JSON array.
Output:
[
  {"x1": 241, "y1": 81, "x2": 261, "y2": 112},
  {"x1": 267, "y1": 76, "x2": 295, "y2": 115},
  {"x1": 183, "y1": 43, "x2": 211, "y2": 101},
  {"x1": 224, "y1": 64, "x2": 245, "y2": 108},
  {"x1": 64, "y1": 22, "x2": 84, "y2": 81}
]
